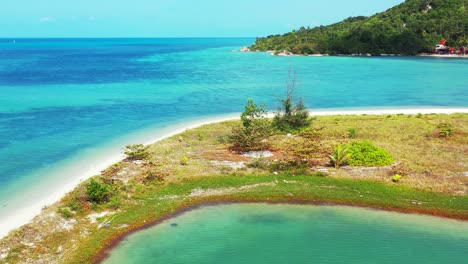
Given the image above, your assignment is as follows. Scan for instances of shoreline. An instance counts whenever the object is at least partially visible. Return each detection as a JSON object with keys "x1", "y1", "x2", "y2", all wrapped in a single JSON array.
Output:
[
  {"x1": 1, "y1": 106, "x2": 468, "y2": 240},
  {"x1": 248, "y1": 50, "x2": 468, "y2": 58},
  {"x1": 97, "y1": 199, "x2": 468, "y2": 263}
]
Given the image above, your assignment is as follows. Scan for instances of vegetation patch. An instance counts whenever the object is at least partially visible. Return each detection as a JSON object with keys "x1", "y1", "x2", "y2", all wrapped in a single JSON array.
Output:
[{"x1": 347, "y1": 140, "x2": 394, "y2": 167}]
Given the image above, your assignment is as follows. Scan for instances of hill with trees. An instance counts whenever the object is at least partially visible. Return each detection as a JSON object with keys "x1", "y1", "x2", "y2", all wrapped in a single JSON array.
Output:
[{"x1": 250, "y1": 0, "x2": 468, "y2": 55}]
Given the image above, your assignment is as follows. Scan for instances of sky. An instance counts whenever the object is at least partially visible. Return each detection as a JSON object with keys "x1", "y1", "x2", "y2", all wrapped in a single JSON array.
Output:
[{"x1": 0, "y1": 0, "x2": 405, "y2": 38}]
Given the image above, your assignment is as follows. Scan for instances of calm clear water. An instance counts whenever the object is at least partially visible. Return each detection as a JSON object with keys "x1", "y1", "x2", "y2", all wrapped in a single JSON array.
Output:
[
  {"x1": 103, "y1": 204, "x2": 468, "y2": 264},
  {"x1": 0, "y1": 38, "x2": 467, "y2": 219}
]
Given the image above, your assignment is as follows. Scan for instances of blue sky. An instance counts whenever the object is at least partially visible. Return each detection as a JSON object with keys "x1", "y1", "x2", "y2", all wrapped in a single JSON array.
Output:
[{"x1": 1, "y1": 0, "x2": 405, "y2": 37}]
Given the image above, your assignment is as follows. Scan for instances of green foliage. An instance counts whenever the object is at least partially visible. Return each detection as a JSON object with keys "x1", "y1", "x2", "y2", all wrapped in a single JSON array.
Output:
[
  {"x1": 180, "y1": 156, "x2": 189, "y2": 165},
  {"x1": 273, "y1": 70, "x2": 311, "y2": 132},
  {"x1": 108, "y1": 196, "x2": 121, "y2": 210},
  {"x1": 86, "y1": 179, "x2": 112, "y2": 204},
  {"x1": 348, "y1": 128, "x2": 358, "y2": 138},
  {"x1": 124, "y1": 144, "x2": 150, "y2": 160},
  {"x1": 58, "y1": 207, "x2": 73, "y2": 219},
  {"x1": 437, "y1": 122, "x2": 456, "y2": 137},
  {"x1": 230, "y1": 99, "x2": 271, "y2": 152},
  {"x1": 67, "y1": 198, "x2": 83, "y2": 213},
  {"x1": 392, "y1": 174, "x2": 403, "y2": 182},
  {"x1": 250, "y1": 0, "x2": 468, "y2": 55},
  {"x1": 347, "y1": 140, "x2": 394, "y2": 166},
  {"x1": 197, "y1": 133, "x2": 206, "y2": 141},
  {"x1": 329, "y1": 144, "x2": 351, "y2": 168}
]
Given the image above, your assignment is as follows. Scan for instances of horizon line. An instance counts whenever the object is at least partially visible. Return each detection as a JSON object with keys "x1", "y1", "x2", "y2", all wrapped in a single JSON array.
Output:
[{"x1": 0, "y1": 36, "x2": 258, "y2": 39}]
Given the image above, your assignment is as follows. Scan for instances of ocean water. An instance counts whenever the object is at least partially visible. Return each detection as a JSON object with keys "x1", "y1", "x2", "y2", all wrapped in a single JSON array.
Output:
[
  {"x1": 0, "y1": 38, "x2": 467, "y2": 232},
  {"x1": 103, "y1": 204, "x2": 468, "y2": 264}
]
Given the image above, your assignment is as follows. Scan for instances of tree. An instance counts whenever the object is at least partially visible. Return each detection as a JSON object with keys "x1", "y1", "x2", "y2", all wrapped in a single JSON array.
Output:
[
  {"x1": 230, "y1": 99, "x2": 271, "y2": 152},
  {"x1": 86, "y1": 179, "x2": 111, "y2": 204},
  {"x1": 124, "y1": 144, "x2": 150, "y2": 160},
  {"x1": 273, "y1": 68, "x2": 311, "y2": 132}
]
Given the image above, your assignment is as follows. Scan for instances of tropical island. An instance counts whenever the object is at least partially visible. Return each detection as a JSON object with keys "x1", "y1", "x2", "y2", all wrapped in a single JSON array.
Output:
[
  {"x1": 0, "y1": 78, "x2": 467, "y2": 263},
  {"x1": 249, "y1": 0, "x2": 468, "y2": 56}
]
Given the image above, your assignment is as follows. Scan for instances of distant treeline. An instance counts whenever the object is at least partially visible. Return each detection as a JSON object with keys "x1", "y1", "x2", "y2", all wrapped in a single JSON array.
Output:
[{"x1": 250, "y1": 0, "x2": 468, "y2": 55}]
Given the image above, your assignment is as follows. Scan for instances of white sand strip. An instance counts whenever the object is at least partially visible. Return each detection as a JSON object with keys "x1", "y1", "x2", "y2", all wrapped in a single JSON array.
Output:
[{"x1": 1, "y1": 107, "x2": 467, "y2": 239}]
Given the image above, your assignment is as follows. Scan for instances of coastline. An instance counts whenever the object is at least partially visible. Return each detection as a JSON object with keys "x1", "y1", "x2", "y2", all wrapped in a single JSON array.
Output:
[
  {"x1": 248, "y1": 50, "x2": 468, "y2": 58},
  {"x1": 1, "y1": 106, "x2": 468, "y2": 240}
]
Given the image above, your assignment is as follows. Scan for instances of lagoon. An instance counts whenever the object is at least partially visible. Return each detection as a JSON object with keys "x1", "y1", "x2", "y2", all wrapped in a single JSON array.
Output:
[{"x1": 103, "y1": 204, "x2": 468, "y2": 264}]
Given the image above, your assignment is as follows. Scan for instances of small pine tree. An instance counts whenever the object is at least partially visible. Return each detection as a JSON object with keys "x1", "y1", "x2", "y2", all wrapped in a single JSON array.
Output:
[
  {"x1": 273, "y1": 68, "x2": 311, "y2": 132},
  {"x1": 124, "y1": 144, "x2": 150, "y2": 160}
]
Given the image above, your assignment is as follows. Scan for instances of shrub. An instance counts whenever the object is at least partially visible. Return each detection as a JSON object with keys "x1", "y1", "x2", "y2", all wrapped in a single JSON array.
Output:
[
  {"x1": 124, "y1": 144, "x2": 150, "y2": 160},
  {"x1": 197, "y1": 133, "x2": 206, "y2": 141},
  {"x1": 329, "y1": 144, "x2": 351, "y2": 168},
  {"x1": 286, "y1": 137, "x2": 320, "y2": 165},
  {"x1": 86, "y1": 179, "x2": 111, "y2": 204},
  {"x1": 392, "y1": 174, "x2": 403, "y2": 182},
  {"x1": 437, "y1": 123, "x2": 455, "y2": 137},
  {"x1": 144, "y1": 169, "x2": 167, "y2": 183},
  {"x1": 347, "y1": 128, "x2": 358, "y2": 138},
  {"x1": 272, "y1": 69, "x2": 311, "y2": 133},
  {"x1": 180, "y1": 156, "x2": 189, "y2": 165},
  {"x1": 347, "y1": 140, "x2": 394, "y2": 166},
  {"x1": 58, "y1": 208, "x2": 73, "y2": 219},
  {"x1": 229, "y1": 99, "x2": 271, "y2": 152}
]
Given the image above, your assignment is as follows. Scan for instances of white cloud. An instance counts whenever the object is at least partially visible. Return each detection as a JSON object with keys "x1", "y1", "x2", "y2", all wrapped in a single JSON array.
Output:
[{"x1": 39, "y1": 17, "x2": 55, "y2": 23}]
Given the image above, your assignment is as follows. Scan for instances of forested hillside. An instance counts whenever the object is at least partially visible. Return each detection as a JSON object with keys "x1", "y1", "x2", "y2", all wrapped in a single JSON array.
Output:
[{"x1": 250, "y1": 0, "x2": 468, "y2": 55}]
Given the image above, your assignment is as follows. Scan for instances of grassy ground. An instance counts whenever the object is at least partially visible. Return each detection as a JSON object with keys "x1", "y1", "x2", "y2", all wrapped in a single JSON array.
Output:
[{"x1": 0, "y1": 113, "x2": 467, "y2": 264}]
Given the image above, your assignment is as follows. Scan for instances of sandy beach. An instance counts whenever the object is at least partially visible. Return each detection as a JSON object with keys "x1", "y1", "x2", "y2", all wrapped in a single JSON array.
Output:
[
  {"x1": 1, "y1": 107, "x2": 467, "y2": 240},
  {"x1": 418, "y1": 54, "x2": 468, "y2": 58}
]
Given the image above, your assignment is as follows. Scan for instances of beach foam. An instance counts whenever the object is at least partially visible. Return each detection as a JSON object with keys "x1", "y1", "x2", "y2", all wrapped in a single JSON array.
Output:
[{"x1": 1, "y1": 107, "x2": 467, "y2": 239}]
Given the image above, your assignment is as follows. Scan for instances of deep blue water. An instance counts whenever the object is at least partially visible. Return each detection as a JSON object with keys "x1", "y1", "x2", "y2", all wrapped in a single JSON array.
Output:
[{"x1": 0, "y1": 38, "x2": 466, "y2": 222}]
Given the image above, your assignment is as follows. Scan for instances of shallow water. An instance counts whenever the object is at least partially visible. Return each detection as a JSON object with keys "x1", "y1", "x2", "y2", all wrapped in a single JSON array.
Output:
[
  {"x1": 0, "y1": 38, "x2": 467, "y2": 233},
  {"x1": 103, "y1": 204, "x2": 468, "y2": 264}
]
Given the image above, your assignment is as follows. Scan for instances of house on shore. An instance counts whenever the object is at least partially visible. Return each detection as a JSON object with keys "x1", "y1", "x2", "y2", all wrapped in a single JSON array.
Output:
[{"x1": 434, "y1": 39, "x2": 468, "y2": 55}]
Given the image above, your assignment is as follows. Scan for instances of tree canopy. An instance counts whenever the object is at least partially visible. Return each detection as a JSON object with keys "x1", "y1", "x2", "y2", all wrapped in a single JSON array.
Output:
[{"x1": 250, "y1": 0, "x2": 468, "y2": 55}]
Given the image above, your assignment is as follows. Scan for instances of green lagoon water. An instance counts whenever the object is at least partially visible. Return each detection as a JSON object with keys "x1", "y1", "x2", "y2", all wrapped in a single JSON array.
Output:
[{"x1": 103, "y1": 204, "x2": 468, "y2": 264}]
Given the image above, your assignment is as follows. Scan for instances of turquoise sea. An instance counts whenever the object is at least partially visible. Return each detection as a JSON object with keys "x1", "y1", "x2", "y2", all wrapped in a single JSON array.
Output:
[
  {"x1": 103, "y1": 204, "x2": 468, "y2": 264},
  {"x1": 0, "y1": 38, "x2": 467, "y2": 235}
]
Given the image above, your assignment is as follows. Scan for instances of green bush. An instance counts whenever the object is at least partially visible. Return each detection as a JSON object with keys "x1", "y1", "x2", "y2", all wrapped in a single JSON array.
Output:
[
  {"x1": 124, "y1": 144, "x2": 150, "y2": 160},
  {"x1": 58, "y1": 208, "x2": 73, "y2": 219},
  {"x1": 437, "y1": 123, "x2": 455, "y2": 137},
  {"x1": 229, "y1": 99, "x2": 271, "y2": 152},
  {"x1": 347, "y1": 128, "x2": 358, "y2": 138},
  {"x1": 180, "y1": 156, "x2": 189, "y2": 165},
  {"x1": 392, "y1": 174, "x2": 403, "y2": 182},
  {"x1": 347, "y1": 140, "x2": 394, "y2": 166},
  {"x1": 86, "y1": 179, "x2": 111, "y2": 204}
]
